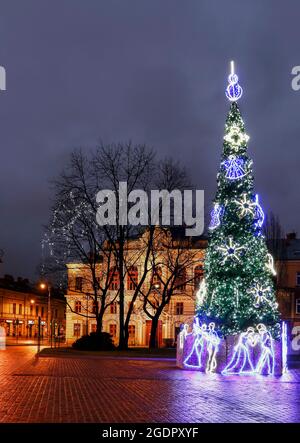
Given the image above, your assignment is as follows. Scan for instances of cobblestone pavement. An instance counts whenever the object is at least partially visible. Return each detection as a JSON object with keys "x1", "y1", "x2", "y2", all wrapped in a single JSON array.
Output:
[{"x1": 0, "y1": 346, "x2": 299, "y2": 423}]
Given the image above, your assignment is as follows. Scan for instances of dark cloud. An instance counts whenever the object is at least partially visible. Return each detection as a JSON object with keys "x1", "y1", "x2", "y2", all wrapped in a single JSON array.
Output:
[{"x1": 0, "y1": 0, "x2": 300, "y2": 278}]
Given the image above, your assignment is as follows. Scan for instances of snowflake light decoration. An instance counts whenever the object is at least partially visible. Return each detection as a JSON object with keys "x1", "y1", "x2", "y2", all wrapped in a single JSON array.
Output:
[
  {"x1": 249, "y1": 283, "x2": 272, "y2": 308},
  {"x1": 234, "y1": 193, "x2": 256, "y2": 218},
  {"x1": 217, "y1": 236, "x2": 245, "y2": 264},
  {"x1": 224, "y1": 124, "x2": 249, "y2": 150}
]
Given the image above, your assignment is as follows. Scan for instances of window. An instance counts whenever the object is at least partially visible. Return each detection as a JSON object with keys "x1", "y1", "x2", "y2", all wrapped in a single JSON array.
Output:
[
  {"x1": 128, "y1": 324, "x2": 135, "y2": 338},
  {"x1": 30, "y1": 304, "x2": 33, "y2": 315},
  {"x1": 75, "y1": 301, "x2": 82, "y2": 313},
  {"x1": 110, "y1": 302, "x2": 117, "y2": 314},
  {"x1": 151, "y1": 267, "x2": 162, "y2": 289},
  {"x1": 73, "y1": 323, "x2": 81, "y2": 337},
  {"x1": 296, "y1": 272, "x2": 300, "y2": 286},
  {"x1": 296, "y1": 299, "x2": 300, "y2": 314},
  {"x1": 194, "y1": 265, "x2": 204, "y2": 289},
  {"x1": 12, "y1": 303, "x2": 16, "y2": 315},
  {"x1": 175, "y1": 302, "x2": 184, "y2": 315},
  {"x1": 75, "y1": 277, "x2": 83, "y2": 292},
  {"x1": 35, "y1": 305, "x2": 39, "y2": 316},
  {"x1": 127, "y1": 267, "x2": 138, "y2": 290},
  {"x1": 41, "y1": 306, "x2": 44, "y2": 317},
  {"x1": 18, "y1": 304, "x2": 22, "y2": 315},
  {"x1": 108, "y1": 269, "x2": 120, "y2": 290},
  {"x1": 174, "y1": 326, "x2": 181, "y2": 340},
  {"x1": 109, "y1": 324, "x2": 117, "y2": 337},
  {"x1": 92, "y1": 301, "x2": 98, "y2": 314},
  {"x1": 175, "y1": 268, "x2": 186, "y2": 291},
  {"x1": 91, "y1": 323, "x2": 97, "y2": 333}
]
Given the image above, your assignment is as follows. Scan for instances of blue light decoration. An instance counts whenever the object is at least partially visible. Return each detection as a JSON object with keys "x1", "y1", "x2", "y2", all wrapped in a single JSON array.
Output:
[
  {"x1": 225, "y1": 61, "x2": 243, "y2": 102},
  {"x1": 183, "y1": 319, "x2": 220, "y2": 373},
  {"x1": 282, "y1": 322, "x2": 288, "y2": 374},
  {"x1": 254, "y1": 194, "x2": 265, "y2": 229},
  {"x1": 222, "y1": 324, "x2": 275, "y2": 376},
  {"x1": 255, "y1": 324, "x2": 275, "y2": 375},
  {"x1": 209, "y1": 203, "x2": 224, "y2": 230},
  {"x1": 222, "y1": 327, "x2": 256, "y2": 374},
  {"x1": 222, "y1": 155, "x2": 246, "y2": 180}
]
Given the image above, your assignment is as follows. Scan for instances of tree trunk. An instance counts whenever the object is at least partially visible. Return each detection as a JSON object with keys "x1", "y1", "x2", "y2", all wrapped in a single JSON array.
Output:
[
  {"x1": 118, "y1": 230, "x2": 127, "y2": 349},
  {"x1": 149, "y1": 315, "x2": 160, "y2": 349}
]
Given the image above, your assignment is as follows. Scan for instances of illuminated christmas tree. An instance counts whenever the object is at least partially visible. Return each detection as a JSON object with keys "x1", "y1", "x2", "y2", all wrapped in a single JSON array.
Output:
[{"x1": 197, "y1": 62, "x2": 281, "y2": 339}]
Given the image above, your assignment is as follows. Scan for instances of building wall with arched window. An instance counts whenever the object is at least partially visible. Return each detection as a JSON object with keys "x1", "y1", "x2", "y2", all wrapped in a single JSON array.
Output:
[{"x1": 65, "y1": 231, "x2": 206, "y2": 347}]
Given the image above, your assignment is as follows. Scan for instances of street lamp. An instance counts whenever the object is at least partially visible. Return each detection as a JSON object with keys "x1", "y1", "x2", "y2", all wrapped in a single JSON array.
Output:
[{"x1": 39, "y1": 282, "x2": 51, "y2": 345}]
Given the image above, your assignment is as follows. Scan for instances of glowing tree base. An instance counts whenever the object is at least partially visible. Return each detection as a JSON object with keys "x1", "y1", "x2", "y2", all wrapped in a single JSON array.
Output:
[{"x1": 176, "y1": 320, "x2": 287, "y2": 376}]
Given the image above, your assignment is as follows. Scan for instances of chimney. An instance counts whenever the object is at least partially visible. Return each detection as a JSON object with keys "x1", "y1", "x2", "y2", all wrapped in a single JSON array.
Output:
[{"x1": 286, "y1": 232, "x2": 297, "y2": 240}]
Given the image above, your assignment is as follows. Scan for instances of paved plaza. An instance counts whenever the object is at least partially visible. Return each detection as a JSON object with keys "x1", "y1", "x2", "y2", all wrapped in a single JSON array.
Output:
[{"x1": 0, "y1": 346, "x2": 299, "y2": 423}]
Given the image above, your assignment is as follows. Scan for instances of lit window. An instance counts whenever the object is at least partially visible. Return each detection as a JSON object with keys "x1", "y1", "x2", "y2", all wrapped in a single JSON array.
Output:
[
  {"x1": 73, "y1": 323, "x2": 81, "y2": 337},
  {"x1": 110, "y1": 302, "x2": 117, "y2": 314},
  {"x1": 296, "y1": 272, "x2": 300, "y2": 286},
  {"x1": 296, "y1": 299, "x2": 300, "y2": 315},
  {"x1": 175, "y1": 302, "x2": 184, "y2": 315},
  {"x1": 75, "y1": 301, "x2": 81, "y2": 313},
  {"x1": 175, "y1": 268, "x2": 186, "y2": 291},
  {"x1": 128, "y1": 324, "x2": 135, "y2": 338},
  {"x1": 19, "y1": 304, "x2": 22, "y2": 315},
  {"x1": 109, "y1": 324, "x2": 117, "y2": 337},
  {"x1": 109, "y1": 269, "x2": 120, "y2": 290},
  {"x1": 91, "y1": 324, "x2": 97, "y2": 333},
  {"x1": 12, "y1": 303, "x2": 16, "y2": 315},
  {"x1": 151, "y1": 267, "x2": 162, "y2": 289},
  {"x1": 127, "y1": 267, "x2": 138, "y2": 290}
]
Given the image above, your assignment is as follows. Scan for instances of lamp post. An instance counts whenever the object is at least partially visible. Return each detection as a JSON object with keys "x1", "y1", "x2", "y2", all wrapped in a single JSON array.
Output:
[{"x1": 40, "y1": 283, "x2": 51, "y2": 345}]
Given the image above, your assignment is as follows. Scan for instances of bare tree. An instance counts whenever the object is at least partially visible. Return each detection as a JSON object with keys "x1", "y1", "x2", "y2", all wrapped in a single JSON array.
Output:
[
  {"x1": 139, "y1": 227, "x2": 199, "y2": 348},
  {"x1": 43, "y1": 150, "x2": 122, "y2": 333},
  {"x1": 92, "y1": 142, "x2": 155, "y2": 348}
]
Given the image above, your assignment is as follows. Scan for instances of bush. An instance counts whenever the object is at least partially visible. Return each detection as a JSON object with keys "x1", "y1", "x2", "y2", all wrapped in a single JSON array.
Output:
[{"x1": 72, "y1": 332, "x2": 115, "y2": 351}]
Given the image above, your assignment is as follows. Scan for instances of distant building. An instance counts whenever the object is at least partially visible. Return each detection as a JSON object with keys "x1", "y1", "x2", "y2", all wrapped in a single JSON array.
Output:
[
  {"x1": 0, "y1": 277, "x2": 65, "y2": 338},
  {"x1": 275, "y1": 233, "x2": 300, "y2": 333}
]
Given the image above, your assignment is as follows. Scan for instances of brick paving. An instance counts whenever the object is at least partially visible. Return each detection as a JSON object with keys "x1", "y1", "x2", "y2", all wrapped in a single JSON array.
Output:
[{"x1": 0, "y1": 346, "x2": 299, "y2": 423}]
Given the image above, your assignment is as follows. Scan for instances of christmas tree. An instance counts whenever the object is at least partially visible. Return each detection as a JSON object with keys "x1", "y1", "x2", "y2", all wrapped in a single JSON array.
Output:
[{"x1": 197, "y1": 62, "x2": 281, "y2": 339}]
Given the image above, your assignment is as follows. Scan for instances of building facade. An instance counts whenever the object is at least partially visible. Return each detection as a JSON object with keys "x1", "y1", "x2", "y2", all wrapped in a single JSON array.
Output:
[
  {"x1": 0, "y1": 287, "x2": 65, "y2": 339},
  {"x1": 65, "y1": 229, "x2": 206, "y2": 346},
  {"x1": 275, "y1": 233, "x2": 300, "y2": 335}
]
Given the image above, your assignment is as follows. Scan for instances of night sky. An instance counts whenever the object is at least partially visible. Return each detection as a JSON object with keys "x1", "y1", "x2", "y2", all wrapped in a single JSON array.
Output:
[{"x1": 0, "y1": 0, "x2": 300, "y2": 279}]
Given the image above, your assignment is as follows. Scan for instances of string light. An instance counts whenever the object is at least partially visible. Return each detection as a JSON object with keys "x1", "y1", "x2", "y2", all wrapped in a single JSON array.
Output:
[{"x1": 209, "y1": 203, "x2": 224, "y2": 230}]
